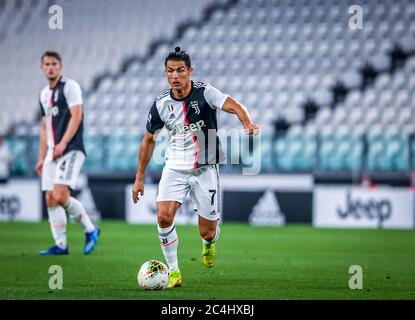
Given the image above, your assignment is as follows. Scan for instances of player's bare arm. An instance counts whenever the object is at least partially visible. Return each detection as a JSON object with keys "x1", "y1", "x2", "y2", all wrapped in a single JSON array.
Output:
[
  {"x1": 36, "y1": 117, "x2": 48, "y2": 176},
  {"x1": 132, "y1": 131, "x2": 157, "y2": 203},
  {"x1": 52, "y1": 105, "x2": 83, "y2": 159},
  {"x1": 222, "y1": 96, "x2": 260, "y2": 135}
]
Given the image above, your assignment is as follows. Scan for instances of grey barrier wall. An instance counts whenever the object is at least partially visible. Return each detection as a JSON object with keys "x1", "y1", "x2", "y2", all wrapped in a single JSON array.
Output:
[
  {"x1": 124, "y1": 174, "x2": 314, "y2": 225},
  {"x1": 13, "y1": 174, "x2": 415, "y2": 229},
  {"x1": 42, "y1": 174, "x2": 313, "y2": 225}
]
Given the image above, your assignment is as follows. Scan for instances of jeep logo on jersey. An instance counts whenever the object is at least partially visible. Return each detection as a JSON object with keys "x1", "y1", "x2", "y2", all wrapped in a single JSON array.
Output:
[
  {"x1": 190, "y1": 100, "x2": 200, "y2": 114},
  {"x1": 46, "y1": 106, "x2": 59, "y2": 117},
  {"x1": 172, "y1": 120, "x2": 205, "y2": 135},
  {"x1": 52, "y1": 106, "x2": 59, "y2": 116}
]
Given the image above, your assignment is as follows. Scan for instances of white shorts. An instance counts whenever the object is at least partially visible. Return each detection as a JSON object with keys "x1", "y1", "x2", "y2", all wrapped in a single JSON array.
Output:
[
  {"x1": 41, "y1": 150, "x2": 85, "y2": 191},
  {"x1": 157, "y1": 164, "x2": 221, "y2": 221}
]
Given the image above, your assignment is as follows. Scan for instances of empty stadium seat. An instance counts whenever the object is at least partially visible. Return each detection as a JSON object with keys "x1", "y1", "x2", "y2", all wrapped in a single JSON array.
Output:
[{"x1": 3, "y1": 0, "x2": 415, "y2": 175}]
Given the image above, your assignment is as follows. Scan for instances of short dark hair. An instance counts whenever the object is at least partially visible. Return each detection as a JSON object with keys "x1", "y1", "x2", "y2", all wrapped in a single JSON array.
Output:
[
  {"x1": 41, "y1": 51, "x2": 62, "y2": 63},
  {"x1": 165, "y1": 46, "x2": 191, "y2": 68}
]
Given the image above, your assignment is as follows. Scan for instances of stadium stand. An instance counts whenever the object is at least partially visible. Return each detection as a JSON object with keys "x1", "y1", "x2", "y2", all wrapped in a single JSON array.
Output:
[
  {"x1": 2, "y1": 0, "x2": 415, "y2": 183},
  {"x1": 0, "y1": 0, "x2": 221, "y2": 136}
]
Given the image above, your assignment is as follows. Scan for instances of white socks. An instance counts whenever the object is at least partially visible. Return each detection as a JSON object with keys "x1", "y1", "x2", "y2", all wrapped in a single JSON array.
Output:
[
  {"x1": 48, "y1": 206, "x2": 67, "y2": 249},
  {"x1": 202, "y1": 224, "x2": 220, "y2": 246},
  {"x1": 158, "y1": 224, "x2": 179, "y2": 272},
  {"x1": 63, "y1": 197, "x2": 95, "y2": 233}
]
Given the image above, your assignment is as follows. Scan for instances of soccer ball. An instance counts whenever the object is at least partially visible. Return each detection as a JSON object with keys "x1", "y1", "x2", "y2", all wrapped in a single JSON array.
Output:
[{"x1": 137, "y1": 260, "x2": 170, "y2": 290}]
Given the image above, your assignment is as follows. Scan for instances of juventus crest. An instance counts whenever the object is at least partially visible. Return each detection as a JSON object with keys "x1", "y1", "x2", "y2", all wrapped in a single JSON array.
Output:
[{"x1": 190, "y1": 100, "x2": 200, "y2": 114}]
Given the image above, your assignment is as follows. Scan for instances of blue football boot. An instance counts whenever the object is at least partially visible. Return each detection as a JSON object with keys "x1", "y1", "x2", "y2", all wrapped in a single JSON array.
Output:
[
  {"x1": 84, "y1": 227, "x2": 100, "y2": 255},
  {"x1": 39, "y1": 245, "x2": 69, "y2": 256}
]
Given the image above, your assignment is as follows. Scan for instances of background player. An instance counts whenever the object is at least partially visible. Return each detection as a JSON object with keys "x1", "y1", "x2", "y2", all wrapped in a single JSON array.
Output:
[
  {"x1": 37, "y1": 51, "x2": 100, "y2": 255},
  {"x1": 132, "y1": 47, "x2": 259, "y2": 288}
]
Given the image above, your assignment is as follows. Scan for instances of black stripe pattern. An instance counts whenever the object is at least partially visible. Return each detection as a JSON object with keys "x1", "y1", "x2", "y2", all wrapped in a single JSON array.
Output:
[
  {"x1": 214, "y1": 164, "x2": 221, "y2": 214},
  {"x1": 66, "y1": 152, "x2": 77, "y2": 180},
  {"x1": 158, "y1": 225, "x2": 176, "y2": 237},
  {"x1": 155, "y1": 90, "x2": 170, "y2": 102}
]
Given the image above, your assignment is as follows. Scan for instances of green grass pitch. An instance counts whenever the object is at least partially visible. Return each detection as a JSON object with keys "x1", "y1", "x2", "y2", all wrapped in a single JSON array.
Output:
[{"x1": 0, "y1": 221, "x2": 414, "y2": 300}]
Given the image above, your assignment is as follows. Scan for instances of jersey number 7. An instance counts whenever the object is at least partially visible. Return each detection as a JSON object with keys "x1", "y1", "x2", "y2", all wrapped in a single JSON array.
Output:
[{"x1": 209, "y1": 189, "x2": 216, "y2": 206}]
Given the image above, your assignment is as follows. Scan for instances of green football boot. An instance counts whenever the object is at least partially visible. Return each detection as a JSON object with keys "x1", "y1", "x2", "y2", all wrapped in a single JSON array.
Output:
[
  {"x1": 202, "y1": 242, "x2": 216, "y2": 268},
  {"x1": 167, "y1": 271, "x2": 183, "y2": 288}
]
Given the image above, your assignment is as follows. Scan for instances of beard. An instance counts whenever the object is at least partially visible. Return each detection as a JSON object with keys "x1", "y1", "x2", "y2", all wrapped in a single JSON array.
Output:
[{"x1": 48, "y1": 75, "x2": 59, "y2": 82}]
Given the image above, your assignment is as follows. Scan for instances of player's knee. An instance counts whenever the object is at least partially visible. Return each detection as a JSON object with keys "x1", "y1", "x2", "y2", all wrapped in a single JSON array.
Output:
[
  {"x1": 200, "y1": 229, "x2": 215, "y2": 241},
  {"x1": 157, "y1": 209, "x2": 174, "y2": 228},
  {"x1": 52, "y1": 188, "x2": 69, "y2": 205},
  {"x1": 46, "y1": 192, "x2": 58, "y2": 207}
]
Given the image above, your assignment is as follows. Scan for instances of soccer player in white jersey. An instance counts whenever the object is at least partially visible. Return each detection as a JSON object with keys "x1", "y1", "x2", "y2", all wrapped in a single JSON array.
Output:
[
  {"x1": 132, "y1": 47, "x2": 259, "y2": 288},
  {"x1": 37, "y1": 51, "x2": 100, "y2": 255}
]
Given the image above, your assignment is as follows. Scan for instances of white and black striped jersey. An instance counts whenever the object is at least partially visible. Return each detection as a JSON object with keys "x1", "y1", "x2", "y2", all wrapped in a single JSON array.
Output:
[
  {"x1": 146, "y1": 81, "x2": 228, "y2": 171},
  {"x1": 39, "y1": 76, "x2": 86, "y2": 161}
]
